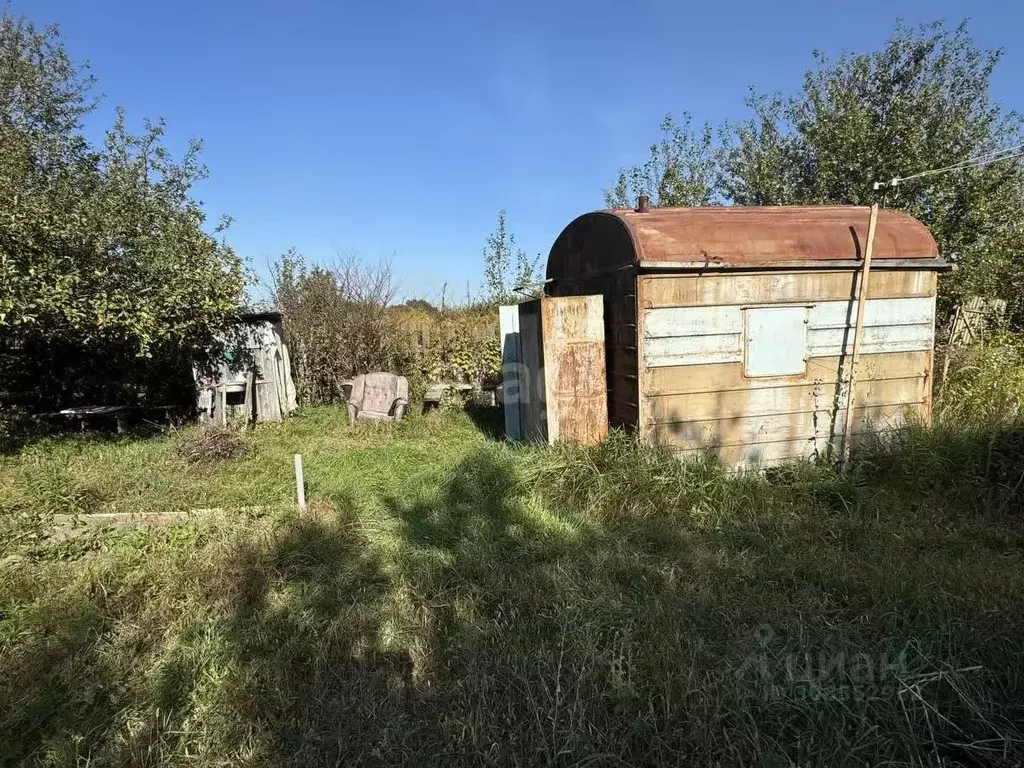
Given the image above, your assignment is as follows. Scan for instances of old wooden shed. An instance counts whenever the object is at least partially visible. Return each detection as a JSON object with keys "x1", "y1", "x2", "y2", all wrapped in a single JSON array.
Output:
[
  {"x1": 195, "y1": 311, "x2": 298, "y2": 425},
  {"x1": 545, "y1": 205, "x2": 949, "y2": 469}
]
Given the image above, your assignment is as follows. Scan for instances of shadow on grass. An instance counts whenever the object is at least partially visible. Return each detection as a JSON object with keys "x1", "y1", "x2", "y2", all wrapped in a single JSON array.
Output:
[
  {"x1": 462, "y1": 403, "x2": 506, "y2": 441},
  {"x1": 3, "y1": 440, "x2": 1024, "y2": 765}
]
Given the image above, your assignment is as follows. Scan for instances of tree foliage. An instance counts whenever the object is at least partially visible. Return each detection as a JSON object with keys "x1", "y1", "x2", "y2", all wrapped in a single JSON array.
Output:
[
  {"x1": 271, "y1": 250, "x2": 412, "y2": 405},
  {"x1": 604, "y1": 113, "x2": 718, "y2": 209},
  {"x1": 0, "y1": 11, "x2": 246, "y2": 356},
  {"x1": 721, "y1": 20, "x2": 1024, "y2": 319},
  {"x1": 610, "y1": 20, "x2": 1024, "y2": 323},
  {"x1": 482, "y1": 209, "x2": 539, "y2": 304}
]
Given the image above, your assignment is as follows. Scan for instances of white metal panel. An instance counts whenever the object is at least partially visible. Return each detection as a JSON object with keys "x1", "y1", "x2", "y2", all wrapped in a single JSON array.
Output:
[
  {"x1": 499, "y1": 304, "x2": 522, "y2": 440},
  {"x1": 645, "y1": 334, "x2": 742, "y2": 367},
  {"x1": 808, "y1": 323, "x2": 934, "y2": 357},
  {"x1": 642, "y1": 297, "x2": 935, "y2": 371},
  {"x1": 743, "y1": 306, "x2": 808, "y2": 377},
  {"x1": 644, "y1": 306, "x2": 742, "y2": 338},
  {"x1": 809, "y1": 297, "x2": 935, "y2": 329}
]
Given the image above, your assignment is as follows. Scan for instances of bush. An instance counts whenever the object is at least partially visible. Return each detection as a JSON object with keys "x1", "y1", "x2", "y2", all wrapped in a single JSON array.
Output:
[
  {"x1": 937, "y1": 333, "x2": 1024, "y2": 427},
  {"x1": 271, "y1": 251, "x2": 417, "y2": 406}
]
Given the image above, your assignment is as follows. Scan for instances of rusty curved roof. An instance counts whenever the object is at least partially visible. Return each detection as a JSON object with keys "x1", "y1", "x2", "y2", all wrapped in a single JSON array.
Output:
[{"x1": 601, "y1": 205, "x2": 938, "y2": 266}]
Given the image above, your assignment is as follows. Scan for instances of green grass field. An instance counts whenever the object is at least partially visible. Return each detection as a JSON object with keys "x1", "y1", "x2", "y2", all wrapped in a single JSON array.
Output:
[{"x1": 1, "y1": 406, "x2": 1022, "y2": 766}]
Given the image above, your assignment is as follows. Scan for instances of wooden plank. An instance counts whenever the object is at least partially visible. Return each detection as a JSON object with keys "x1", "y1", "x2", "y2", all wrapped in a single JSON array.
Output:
[
  {"x1": 645, "y1": 376, "x2": 927, "y2": 422},
  {"x1": 650, "y1": 402, "x2": 925, "y2": 449},
  {"x1": 645, "y1": 351, "x2": 930, "y2": 396},
  {"x1": 670, "y1": 417, "x2": 903, "y2": 470},
  {"x1": 644, "y1": 297, "x2": 934, "y2": 338},
  {"x1": 643, "y1": 298, "x2": 934, "y2": 368},
  {"x1": 641, "y1": 270, "x2": 936, "y2": 309}
]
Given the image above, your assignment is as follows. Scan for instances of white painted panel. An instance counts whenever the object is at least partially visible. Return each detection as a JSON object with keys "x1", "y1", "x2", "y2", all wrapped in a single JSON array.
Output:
[
  {"x1": 499, "y1": 305, "x2": 522, "y2": 440},
  {"x1": 810, "y1": 297, "x2": 935, "y2": 330},
  {"x1": 645, "y1": 334, "x2": 742, "y2": 367},
  {"x1": 808, "y1": 323, "x2": 934, "y2": 357},
  {"x1": 644, "y1": 306, "x2": 742, "y2": 338},
  {"x1": 744, "y1": 306, "x2": 808, "y2": 377},
  {"x1": 643, "y1": 297, "x2": 934, "y2": 371}
]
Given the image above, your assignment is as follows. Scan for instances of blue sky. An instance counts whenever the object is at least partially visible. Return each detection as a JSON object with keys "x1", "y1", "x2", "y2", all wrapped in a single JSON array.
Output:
[{"x1": 23, "y1": 0, "x2": 1023, "y2": 301}]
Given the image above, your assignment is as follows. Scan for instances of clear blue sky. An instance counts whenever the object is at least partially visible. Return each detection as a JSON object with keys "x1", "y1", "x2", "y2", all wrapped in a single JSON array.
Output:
[{"x1": 24, "y1": 0, "x2": 1023, "y2": 301}]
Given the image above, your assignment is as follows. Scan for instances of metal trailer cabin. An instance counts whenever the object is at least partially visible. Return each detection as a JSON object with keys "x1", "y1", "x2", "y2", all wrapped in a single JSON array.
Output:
[{"x1": 545, "y1": 205, "x2": 949, "y2": 469}]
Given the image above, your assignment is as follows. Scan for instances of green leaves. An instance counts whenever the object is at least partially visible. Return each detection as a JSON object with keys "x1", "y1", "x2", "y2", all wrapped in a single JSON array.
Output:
[
  {"x1": 610, "y1": 19, "x2": 1024, "y2": 325},
  {"x1": 0, "y1": 9, "x2": 246, "y2": 358},
  {"x1": 721, "y1": 20, "x2": 1024, "y2": 322},
  {"x1": 604, "y1": 113, "x2": 719, "y2": 209},
  {"x1": 483, "y1": 209, "x2": 539, "y2": 305}
]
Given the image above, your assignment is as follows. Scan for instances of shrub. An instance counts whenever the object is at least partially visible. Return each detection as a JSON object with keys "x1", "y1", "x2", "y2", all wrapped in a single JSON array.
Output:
[
  {"x1": 937, "y1": 333, "x2": 1024, "y2": 428},
  {"x1": 271, "y1": 251, "x2": 416, "y2": 406}
]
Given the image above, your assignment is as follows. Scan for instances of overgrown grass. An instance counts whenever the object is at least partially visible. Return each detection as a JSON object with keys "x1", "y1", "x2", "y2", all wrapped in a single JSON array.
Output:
[{"x1": 1, "y1": 406, "x2": 1022, "y2": 765}]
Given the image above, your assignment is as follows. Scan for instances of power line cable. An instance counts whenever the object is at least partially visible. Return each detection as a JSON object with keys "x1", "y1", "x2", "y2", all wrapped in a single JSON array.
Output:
[{"x1": 874, "y1": 141, "x2": 1024, "y2": 190}]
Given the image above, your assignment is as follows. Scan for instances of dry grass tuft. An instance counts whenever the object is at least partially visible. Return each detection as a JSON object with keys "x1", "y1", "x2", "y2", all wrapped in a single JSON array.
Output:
[{"x1": 175, "y1": 426, "x2": 249, "y2": 464}]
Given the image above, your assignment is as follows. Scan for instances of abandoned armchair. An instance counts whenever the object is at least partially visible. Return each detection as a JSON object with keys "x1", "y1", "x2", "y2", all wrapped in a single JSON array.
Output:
[{"x1": 346, "y1": 373, "x2": 410, "y2": 425}]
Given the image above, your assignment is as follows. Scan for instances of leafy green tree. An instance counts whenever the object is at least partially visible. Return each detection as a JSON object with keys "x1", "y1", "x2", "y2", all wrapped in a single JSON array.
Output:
[
  {"x1": 604, "y1": 113, "x2": 718, "y2": 208},
  {"x1": 482, "y1": 209, "x2": 539, "y2": 304},
  {"x1": 720, "y1": 20, "x2": 1024, "y2": 319},
  {"x1": 0, "y1": 11, "x2": 246, "y2": 358}
]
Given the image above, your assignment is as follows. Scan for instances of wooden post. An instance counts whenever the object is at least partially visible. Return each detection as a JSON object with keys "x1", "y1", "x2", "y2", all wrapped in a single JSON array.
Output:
[
  {"x1": 840, "y1": 203, "x2": 880, "y2": 470},
  {"x1": 294, "y1": 454, "x2": 307, "y2": 510}
]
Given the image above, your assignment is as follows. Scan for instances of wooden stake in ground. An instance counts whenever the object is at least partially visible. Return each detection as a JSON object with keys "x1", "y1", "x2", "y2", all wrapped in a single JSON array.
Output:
[
  {"x1": 294, "y1": 453, "x2": 307, "y2": 510},
  {"x1": 840, "y1": 203, "x2": 880, "y2": 471}
]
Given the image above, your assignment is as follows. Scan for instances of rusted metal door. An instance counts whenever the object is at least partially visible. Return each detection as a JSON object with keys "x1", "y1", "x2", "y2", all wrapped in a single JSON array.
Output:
[
  {"x1": 541, "y1": 295, "x2": 608, "y2": 445},
  {"x1": 502, "y1": 296, "x2": 608, "y2": 445}
]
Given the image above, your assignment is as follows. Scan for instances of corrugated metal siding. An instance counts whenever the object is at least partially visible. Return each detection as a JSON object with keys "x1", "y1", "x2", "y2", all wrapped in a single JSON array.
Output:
[{"x1": 639, "y1": 270, "x2": 936, "y2": 469}]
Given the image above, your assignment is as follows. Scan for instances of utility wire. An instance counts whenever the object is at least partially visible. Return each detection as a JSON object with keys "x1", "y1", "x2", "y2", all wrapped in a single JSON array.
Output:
[{"x1": 874, "y1": 141, "x2": 1024, "y2": 190}]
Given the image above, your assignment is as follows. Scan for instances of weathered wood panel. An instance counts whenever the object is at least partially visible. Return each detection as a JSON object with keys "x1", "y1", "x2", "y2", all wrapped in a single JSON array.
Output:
[
  {"x1": 644, "y1": 297, "x2": 934, "y2": 339},
  {"x1": 645, "y1": 334, "x2": 742, "y2": 367},
  {"x1": 807, "y1": 323, "x2": 933, "y2": 357},
  {"x1": 651, "y1": 402, "x2": 926, "y2": 449},
  {"x1": 672, "y1": 435, "x2": 846, "y2": 470},
  {"x1": 645, "y1": 351, "x2": 931, "y2": 395},
  {"x1": 645, "y1": 376, "x2": 927, "y2": 422},
  {"x1": 641, "y1": 270, "x2": 936, "y2": 309}
]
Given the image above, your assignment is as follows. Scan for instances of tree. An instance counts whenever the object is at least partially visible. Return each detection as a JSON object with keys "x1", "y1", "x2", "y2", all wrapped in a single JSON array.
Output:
[
  {"x1": 720, "y1": 20, "x2": 1024, "y2": 319},
  {"x1": 0, "y1": 11, "x2": 246, "y2": 362},
  {"x1": 271, "y1": 250, "x2": 411, "y2": 405},
  {"x1": 482, "y1": 209, "x2": 539, "y2": 304},
  {"x1": 604, "y1": 113, "x2": 719, "y2": 209}
]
